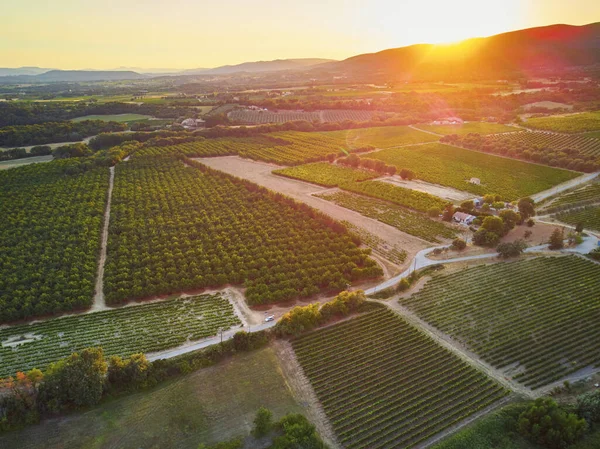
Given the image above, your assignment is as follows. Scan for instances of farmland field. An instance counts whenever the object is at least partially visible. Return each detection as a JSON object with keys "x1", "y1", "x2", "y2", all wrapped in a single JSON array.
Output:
[
  {"x1": 342, "y1": 221, "x2": 407, "y2": 265},
  {"x1": 0, "y1": 160, "x2": 108, "y2": 322},
  {"x1": 543, "y1": 180, "x2": 600, "y2": 211},
  {"x1": 367, "y1": 142, "x2": 578, "y2": 199},
  {"x1": 227, "y1": 108, "x2": 382, "y2": 124},
  {"x1": 487, "y1": 131, "x2": 600, "y2": 158},
  {"x1": 139, "y1": 132, "x2": 350, "y2": 165},
  {"x1": 293, "y1": 308, "x2": 508, "y2": 449},
  {"x1": 400, "y1": 256, "x2": 600, "y2": 389},
  {"x1": 0, "y1": 293, "x2": 240, "y2": 378},
  {"x1": 0, "y1": 347, "x2": 301, "y2": 448},
  {"x1": 553, "y1": 206, "x2": 600, "y2": 231},
  {"x1": 343, "y1": 180, "x2": 448, "y2": 212},
  {"x1": 345, "y1": 125, "x2": 439, "y2": 148},
  {"x1": 415, "y1": 122, "x2": 516, "y2": 136},
  {"x1": 105, "y1": 155, "x2": 380, "y2": 305},
  {"x1": 316, "y1": 191, "x2": 456, "y2": 242},
  {"x1": 71, "y1": 113, "x2": 153, "y2": 123},
  {"x1": 525, "y1": 111, "x2": 600, "y2": 133},
  {"x1": 273, "y1": 162, "x2": 378, "y2": 187}
]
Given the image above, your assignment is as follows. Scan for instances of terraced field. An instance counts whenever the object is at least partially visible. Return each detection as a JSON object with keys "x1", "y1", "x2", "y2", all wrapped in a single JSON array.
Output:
[
  {"x1": 342, "y1": 221, "x2": 407, "y2": 265},
  {"x1": 293, "y1": 308, "x2": 508, "y2": 449},
  {"x1": 525, "y1": 111, "x2": 600, "y2": 133},
  {"x1": 400, "y1": 256, "x2": 600, "y2": 389},
  {"x1": 0, "y1": 293, "x2": 241, "y2": 378},
  {"x1": 554, "y1": 206, "x2": 600, "y2": 232},
  {"x1": 415, "y1": 122, "x2": 516, "y2": 136},
  {"x1": 368, "y1": 142, "x2": 578, "y2": 200},
  {"x1": 316, "y1": 191, "x2": 456, "y2": 243}
]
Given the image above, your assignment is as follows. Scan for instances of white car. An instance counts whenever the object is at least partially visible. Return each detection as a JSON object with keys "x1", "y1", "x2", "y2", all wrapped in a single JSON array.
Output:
[{"x1": 265, "y1": 315, "x2": 275, "y2": 322}]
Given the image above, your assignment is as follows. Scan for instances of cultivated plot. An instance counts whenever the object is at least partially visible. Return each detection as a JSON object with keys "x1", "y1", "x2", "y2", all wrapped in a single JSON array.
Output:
[
  {"x1": 368, "y1": 142, "x2": 578, "y2": 200},
  {"x1": 0, "y1": 160, "x2": 108, "y2": 322},
  {"x1": 0, "y1": 293, "x2": 241, "y2": 378},
  {"x1": 400, "y1": 256, "x2": 600, "y2": 389},
  {"x1": 317, "y1": 190, "x2": 456, "y2": 243},
  {"x1": 415, "y1": 122, "x2": 516, "y2": 136},
  {"x1": 553, "y1": 206, "x2": 600, "y2": 232},
  {"x1": 293, "y1": 308, "x2": 508, "y2": 449},
  {"x1": 525, "y1": 111, "x2": 600, "y2": 133}
]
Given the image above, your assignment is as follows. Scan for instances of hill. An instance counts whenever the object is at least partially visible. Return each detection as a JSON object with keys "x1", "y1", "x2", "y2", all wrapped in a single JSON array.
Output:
[
  {"x1": 0, "y1": 70, "x2": 147, "y2": 83},
  {"x1": 314, "y1": 22, "x2": 600, "y2": 81},
  {"x1": 182, "y1": 58, "x2": 335, "y2": 75}
]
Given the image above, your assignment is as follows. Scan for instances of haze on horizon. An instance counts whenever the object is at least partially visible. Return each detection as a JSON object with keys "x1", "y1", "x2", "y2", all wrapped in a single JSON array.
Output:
[{"x1": 1, "y1": 0, "x2": 599, "y2": 71}]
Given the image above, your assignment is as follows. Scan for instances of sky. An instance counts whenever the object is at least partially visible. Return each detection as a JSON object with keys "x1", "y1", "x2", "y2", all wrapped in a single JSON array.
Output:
[{"x1": 1, "y1": 0, "x2": 599, "y2": 70}]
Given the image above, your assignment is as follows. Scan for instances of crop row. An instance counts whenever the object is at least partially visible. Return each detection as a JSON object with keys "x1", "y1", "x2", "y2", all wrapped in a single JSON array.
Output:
[
  {"x1": 553, "y1": 206, "x2": 600, "y2": 232},
  {"x1": 400, "y1": 256, "x2": 600, "y2": 388},
  {"x1": 525, "y1": 111, "x2": 600, "y2": 134},
  {"x1": 316, "y1": 191, "x2": 456, "y2": 243},
  {"x1": 0, "y1": 293, "x2": 241, "y2": 378},
  {"x1": 292, "y1": 308, "x2": 507, "y2": 449}
]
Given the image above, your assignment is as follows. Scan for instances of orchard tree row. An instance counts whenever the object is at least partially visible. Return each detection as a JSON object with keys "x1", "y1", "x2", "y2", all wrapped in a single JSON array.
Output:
[
  {"x1": 0, "y1": 160, "x2": 109, "y2": 322},
  {"x1": 105, "y1": 155, "x2": 381, "y2": 305}
]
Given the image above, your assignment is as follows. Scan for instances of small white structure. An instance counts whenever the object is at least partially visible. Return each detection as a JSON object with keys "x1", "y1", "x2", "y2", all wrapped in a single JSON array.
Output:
[
  {"x1": 469, "y1": 177, "x2": 481, "y2": 185},
  {"x1": 453, "y1": 212, "x2": 477, "y2": 226},
  {"x1": 181, "y1": 118, "x2": 206, "y2": 129}
]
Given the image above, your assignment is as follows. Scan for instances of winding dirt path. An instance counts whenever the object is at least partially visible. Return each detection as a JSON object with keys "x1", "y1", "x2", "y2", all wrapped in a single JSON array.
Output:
[{"x1": 92, "y1": 165, "x2": 114, "y2": 311}]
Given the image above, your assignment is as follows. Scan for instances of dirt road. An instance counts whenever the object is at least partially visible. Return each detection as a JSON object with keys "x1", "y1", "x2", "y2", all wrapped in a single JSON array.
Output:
[{"x1": 92, "y1": 165, "x2": 114, "y2": 311}]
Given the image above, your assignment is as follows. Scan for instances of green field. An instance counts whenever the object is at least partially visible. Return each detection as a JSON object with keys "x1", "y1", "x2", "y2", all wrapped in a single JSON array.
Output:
[
  {"x1": 293, "y1": 308, "x2": 508, "y2": 449},
  {"x1": 345, "y1": 125, "x2": 439, "y2": 148},
  {"x1": 367, "y1": 142, "x2": 578, "y2": 200},
  {"x1": 0, "y1": 293, "x2": 241, "y2": 378},
  {"x1": 0, "y1": 347, "x2": 301, "y2": 448},
  {"x1": 526, "y1": 111, "x2": 600, "y2": 133},
  {"x1": 0, "y1": 155, "x2": 53, "y2": 170},
  {"x1": 273, "y1": 162, "x2": 378, "y2": 187},
  {"x1": 317, "y1": 190, "x2": 456, "y2": 243},
  {"x1": 415, "y1": 122, "x2": 516, "y2": 136},
  {"x1": 71, "y1": 113, "x2": 153, "y2": 123},
  {"x1": 554, "y1": 206, "x2": 600, "y2": 232},
  {"x1": 400, "y1": 256, "x2": 600, "y2": 389}
]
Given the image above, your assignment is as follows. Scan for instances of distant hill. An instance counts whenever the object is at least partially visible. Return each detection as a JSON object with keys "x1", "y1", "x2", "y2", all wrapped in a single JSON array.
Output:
[
  {"x1": 0, "y1": 67, "x2": 54, "y2": 76},
  {"x1": 182, "y1": 58, "x2": 335, "y2": 75},
  {"x1": 0, "y1": 70, "x2": 148, "y2": 83},
  {"x1": 314, "y1": 22, "x2": 600, "y2": 81}
]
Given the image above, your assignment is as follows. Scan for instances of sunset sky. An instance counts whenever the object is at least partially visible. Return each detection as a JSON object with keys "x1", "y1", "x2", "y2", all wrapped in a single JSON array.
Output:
[{"x1": 1, "y1": 0, "x2": 599, "y2": 70}]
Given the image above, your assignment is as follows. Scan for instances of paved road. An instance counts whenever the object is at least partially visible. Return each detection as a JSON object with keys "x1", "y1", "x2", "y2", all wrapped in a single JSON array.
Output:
[{"x1": 146, "y1": 321, "x2": 276, "y2": 361}]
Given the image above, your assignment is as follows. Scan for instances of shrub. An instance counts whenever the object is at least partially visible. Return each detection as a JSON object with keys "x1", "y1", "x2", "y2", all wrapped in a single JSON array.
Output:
[
  {"x1": 518, "y1": 397, "x2": 587, "y2": 448},
  {"x1": 252, "y1": 407, "x2": 273, "y2": 438},
  {"x1": 451, "y1": 238, "x2": 467, "y2": 251},
  {"x1": 548, "y1": 228, "x2": 565, "y2": 250},
  {"x1": 497, "y1": 240, "x2": 527, "y2": 258},
  {"x1": 427, "y1": 207, "x2": 441, "y2": 218},
  {"x1": 577, "y1": 390, "x2": 600, "y2": 424}
]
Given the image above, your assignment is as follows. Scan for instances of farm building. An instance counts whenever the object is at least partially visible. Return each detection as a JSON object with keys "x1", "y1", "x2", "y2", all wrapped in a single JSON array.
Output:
[
  {"x1": 452, "y1": 212, "x2": 477, "y2": 225},
  {"x1": 469, "y1": 177, "x2": 481, "y2": 185},
  {"x1": 181, "y1": 118, "x2": 206, "y2": 129}
]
